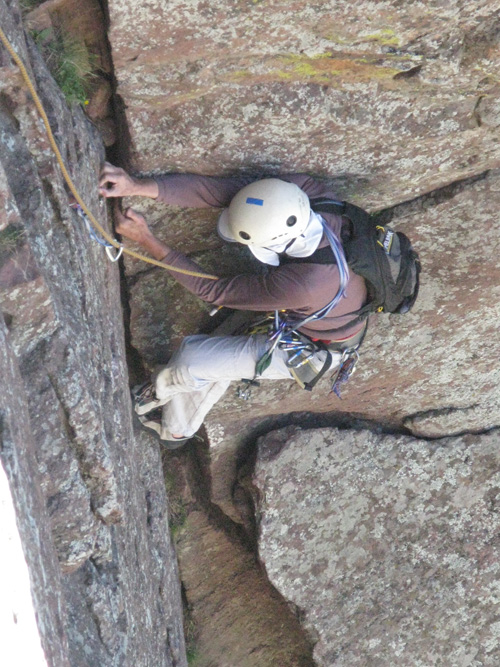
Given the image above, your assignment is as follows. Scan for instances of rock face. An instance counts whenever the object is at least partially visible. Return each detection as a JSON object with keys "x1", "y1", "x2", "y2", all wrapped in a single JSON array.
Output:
[
  {"x1": 104, "y1": 1, "x2": 500, "y2": 661},
  {"x1": 108, "y1": 0, "x2": 500, "y2": 208},
  {"x1": 254, "y1": 425, "x2": 500, "y2": 666},
  {"x1": 165, "y1": 449, "x2": 315, "y2": 667},
  {"x1": 105, "y1": 0, "x2": 500, "y2": 510},
  {"x1": 0, "y1": 2, "x2": 185, "y2": 664},
  {"x1": 11, "y1": 0, "x2": 500, "y2": 663},
  {"x1": 177, "y1": 508, "x2": 314, "y2": 667}
]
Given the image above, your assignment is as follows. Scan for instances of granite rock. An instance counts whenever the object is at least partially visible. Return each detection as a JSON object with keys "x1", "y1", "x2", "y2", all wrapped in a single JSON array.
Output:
[
  {"x1": 102, "y1": 1, "x2": 500, "y2": 663},
  {"x1": 254, "y1": 425, "x2": 500, "y2": 666},
  {"x1": 176, "y1": 508, "x2": 314, "y2": 667},
  {"x1": 108, "y1": 0, "x2": 500, "y2": 208},
  {"x1": 105, "y1": 0, "x2": 500, "y2": 517},
  {"x1": 0, "y1": 2, "x2": 186, "y2": 663}
]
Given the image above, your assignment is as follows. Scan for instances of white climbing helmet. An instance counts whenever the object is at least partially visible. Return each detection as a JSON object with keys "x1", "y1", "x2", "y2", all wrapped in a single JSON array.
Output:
[{"x1": 217, "y1": 179, "x2": 311, "y2": 247}]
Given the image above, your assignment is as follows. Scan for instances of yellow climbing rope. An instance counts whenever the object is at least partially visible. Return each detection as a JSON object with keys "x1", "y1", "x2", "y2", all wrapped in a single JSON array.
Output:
[{"x1": 0, "y1": 25, "x2": 219, "y2": 281}]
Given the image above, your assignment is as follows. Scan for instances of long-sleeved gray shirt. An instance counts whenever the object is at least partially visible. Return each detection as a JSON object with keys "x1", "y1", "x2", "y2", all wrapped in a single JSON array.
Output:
[{"x1": 154, "y1": 173, "x2": 367, "y2": 341}]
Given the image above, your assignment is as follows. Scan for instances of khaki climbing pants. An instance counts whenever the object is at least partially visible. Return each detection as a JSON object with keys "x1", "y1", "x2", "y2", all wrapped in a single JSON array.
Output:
[{"x1": 153, "y1": 333, "x2": 334, "y2": 439}]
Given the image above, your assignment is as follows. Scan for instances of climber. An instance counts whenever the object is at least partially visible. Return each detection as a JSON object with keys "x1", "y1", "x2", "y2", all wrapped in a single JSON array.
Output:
[{"x1": 99, "y1": 163, "x2": 368, "y2": 447}]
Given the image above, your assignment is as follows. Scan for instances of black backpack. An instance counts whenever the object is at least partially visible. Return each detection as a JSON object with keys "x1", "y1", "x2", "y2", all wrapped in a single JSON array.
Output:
[{"x1": 306, "y1": 197, "x2": 421, "y2": 331}]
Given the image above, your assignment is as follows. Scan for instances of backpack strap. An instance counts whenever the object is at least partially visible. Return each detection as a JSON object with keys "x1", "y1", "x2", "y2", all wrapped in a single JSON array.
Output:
[
  {"x1": 309, "y1": 198, "x2": 346, "y2": 216},
  {"x1": 310, "y1": 198, "x2": 374, "y2": 248},
  {"x1": 279, "y1": 244, "x2": 335, "y2": 265},
  {"x1": 283, "y1": 198, "x2": 376, "y2": 334}
]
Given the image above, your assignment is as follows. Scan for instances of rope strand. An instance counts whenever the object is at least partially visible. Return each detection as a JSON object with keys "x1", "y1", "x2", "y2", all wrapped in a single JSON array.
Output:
[{"x1": 0, "y1": 25, "x2": 219, "y2": 281}]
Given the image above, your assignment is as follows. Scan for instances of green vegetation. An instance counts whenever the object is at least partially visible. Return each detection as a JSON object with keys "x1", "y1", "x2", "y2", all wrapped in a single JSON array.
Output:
[
  {"x1": 162, "y1": 463, "x2": 198, "y2": 661},
  {"x1": 184, "y1": 614, "x2": 199, "y2": 665},
  {"x1": 186, "y1": 645, "x2": 198, "y2": 665},
  {"x1": 163, "y1": 468, "x2": 188, "y2": 539},
  {"x1": 31, "y1": 28, "x2": 96, "y2": 105},
  {"x1": 0, "y1": 225, "x2": 25, "y2": 260},
  {"x1": 19, "y1": 0, "x2": 44, "y2": 13},
  {"x1": 169, "y1": 501, "x2": 187, "y2": 538},
  {"x1": 272, "y1": 52, "x2": 400, "y2": 85}
]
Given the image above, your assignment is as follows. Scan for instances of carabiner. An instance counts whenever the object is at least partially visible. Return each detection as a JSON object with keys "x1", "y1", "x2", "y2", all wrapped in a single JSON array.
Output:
[
  {"x1": 105, "y1": 244, "x2": 124, "y2": 262},
  {"x1": 330, "y1": 348, "x2": 359, "y2": 397},
  {"x1": 291, "y1": 352, "x2": 315, "y2": 369}
]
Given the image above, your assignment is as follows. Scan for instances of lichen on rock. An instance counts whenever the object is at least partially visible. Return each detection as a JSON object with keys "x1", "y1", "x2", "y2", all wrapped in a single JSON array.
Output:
[
  {"x1": 0, "y1": 1, "x2": 186, "y2": 664},
  {"x1": 254, "y1": 425, "x2": 500, "y2": 665}
]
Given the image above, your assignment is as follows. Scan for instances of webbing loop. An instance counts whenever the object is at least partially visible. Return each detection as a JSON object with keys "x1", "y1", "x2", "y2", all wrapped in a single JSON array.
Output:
[{"x1": 70, "y1": 201, "x2": 123, "y2": 261}]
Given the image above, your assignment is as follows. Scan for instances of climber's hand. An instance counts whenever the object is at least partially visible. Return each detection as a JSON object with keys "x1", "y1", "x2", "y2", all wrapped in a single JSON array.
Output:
[
  {"x1": 114, "y1": 206, "x2": 152, "y2": 243},
  {"x1": 99, "y1": 162, "x2": 159, "y2": 199},
  {"x1": 99, "y1": 162, "x2": 139, "y2": 198},
  {"x1": 114, "y1": 205, "x2": 171, "y2": 260}
]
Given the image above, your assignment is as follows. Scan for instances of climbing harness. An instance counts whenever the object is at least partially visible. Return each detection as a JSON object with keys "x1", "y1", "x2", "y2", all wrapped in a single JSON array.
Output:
[
  {"x1": 69, "y1": 201, "x2": 123, "y2": 262},
  {"x1": 249, "y1": 215, "x2": 350, "y2": 389},
  {"x1": 0, "y1": 25, "x2": 219, "y2": 281},
  {"x1": 233, "y1": 312, "x2": 337, "y2": 400}
]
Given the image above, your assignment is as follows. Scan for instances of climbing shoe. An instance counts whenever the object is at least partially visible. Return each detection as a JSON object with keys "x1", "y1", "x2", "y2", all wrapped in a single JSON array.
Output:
[
  {"x1": 132, "y1": 381, "x2": 166, "y2": 415},
  {"x1": 136, "y1": 408, "x2": 192, "y2": 450}
]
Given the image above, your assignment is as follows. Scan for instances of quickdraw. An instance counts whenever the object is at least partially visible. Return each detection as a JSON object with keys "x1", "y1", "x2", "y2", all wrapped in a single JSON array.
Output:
[
  {"x1": 70, "y1": 202, "x2": 123, "y2": 262},
  {"x1": 0, "y1": 25, "x2": 219, "y2": 281},
  {"x1": 330, "y1": 348, "x2": 359, "y2": 398}
]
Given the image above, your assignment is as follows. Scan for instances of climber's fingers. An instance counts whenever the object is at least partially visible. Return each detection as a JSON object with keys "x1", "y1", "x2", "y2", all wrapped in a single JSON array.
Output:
[{"x1": 99, "y1": 162, "x2": 137, "y2": 198}]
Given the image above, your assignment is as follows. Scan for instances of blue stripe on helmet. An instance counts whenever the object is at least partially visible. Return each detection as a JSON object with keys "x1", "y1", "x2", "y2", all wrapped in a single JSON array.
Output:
[{"x1": 246, "y1": 197, "x2": 264, "y2": 206}]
